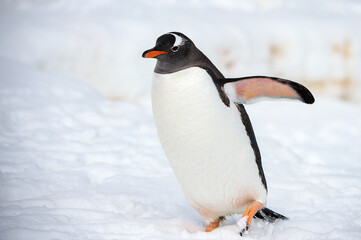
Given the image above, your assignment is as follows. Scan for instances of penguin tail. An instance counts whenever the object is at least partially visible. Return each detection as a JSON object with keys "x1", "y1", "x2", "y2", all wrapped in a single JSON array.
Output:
[{"x1": 254, "y1": 207, "x2": 288, "y2": 222}]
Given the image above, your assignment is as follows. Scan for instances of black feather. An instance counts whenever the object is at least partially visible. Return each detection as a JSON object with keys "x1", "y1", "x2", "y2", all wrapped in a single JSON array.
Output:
[{"x1": 254, "y1": 207, "x2": 288, "y2": 222}]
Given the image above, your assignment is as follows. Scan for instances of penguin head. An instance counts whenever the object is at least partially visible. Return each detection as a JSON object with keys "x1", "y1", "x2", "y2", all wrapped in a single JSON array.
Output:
[{"x1": 142, "y1": 32, "x2": 202, "y2": 74}]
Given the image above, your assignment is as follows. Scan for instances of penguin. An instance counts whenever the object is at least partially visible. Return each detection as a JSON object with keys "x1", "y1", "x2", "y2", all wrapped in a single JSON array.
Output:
[{"x1": 142, "y1": 32, "x2": 314, "y2": 235}]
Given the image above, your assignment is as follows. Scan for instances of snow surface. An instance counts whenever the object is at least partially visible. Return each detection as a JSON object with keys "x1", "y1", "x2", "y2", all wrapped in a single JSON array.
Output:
[{"x1": 1, "y1": 56, "x2": 361, "y2": 240}]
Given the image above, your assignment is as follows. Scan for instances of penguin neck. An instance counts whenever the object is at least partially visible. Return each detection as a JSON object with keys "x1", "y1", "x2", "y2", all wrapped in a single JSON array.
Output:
[
  {"x1": 155, "y1": 49, "x2": 230, "y2": 107},
  {"x1": 154, "y1": 49, "x2": 223, "y2": 78}
]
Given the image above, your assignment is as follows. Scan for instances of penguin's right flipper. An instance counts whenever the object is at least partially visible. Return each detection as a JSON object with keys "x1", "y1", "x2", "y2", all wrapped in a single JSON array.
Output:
[
  {"x1": 254, "y1": 207, "x2": 288, "y2": 222},
  {"x1": 222, "y1": 76, "x2": 315, "y2": 104}
]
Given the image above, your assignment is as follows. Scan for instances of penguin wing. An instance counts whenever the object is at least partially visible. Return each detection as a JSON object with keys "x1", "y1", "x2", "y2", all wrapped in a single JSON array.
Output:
[{"x1": 222, "y1": 76, "x2": 315, "y2": 104}]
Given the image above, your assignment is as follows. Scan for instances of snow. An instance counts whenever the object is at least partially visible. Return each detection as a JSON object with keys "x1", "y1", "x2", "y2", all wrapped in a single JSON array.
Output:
[{"x1": 1, "y1": 55, "x2": 361, "y2": 240}]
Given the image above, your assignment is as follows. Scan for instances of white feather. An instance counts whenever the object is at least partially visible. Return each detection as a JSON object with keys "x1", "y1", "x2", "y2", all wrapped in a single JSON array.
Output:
[
  {"x1": 224, "y1": 83, "x2": 243, "y2": 103},
  {"x1": 170, "y1": 33, "x2": 183, "y2": 46},
  {"x1": 151, "y1": 67, "x2": 267, "y2": 221}
]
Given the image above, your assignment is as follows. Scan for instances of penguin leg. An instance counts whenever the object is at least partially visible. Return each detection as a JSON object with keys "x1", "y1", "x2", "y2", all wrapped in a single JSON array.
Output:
[
  {"x1": 205, "y1": 219, "x2": 219, "y2": 232},
  {"x1": 238, "y1": 201, "x2": 264, "y2": 235}
]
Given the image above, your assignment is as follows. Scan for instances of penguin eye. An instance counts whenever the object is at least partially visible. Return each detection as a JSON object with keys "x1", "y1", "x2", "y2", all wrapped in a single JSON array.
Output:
[{"x1": 171, "y1": 46, "x2": 179, "y2": 52}]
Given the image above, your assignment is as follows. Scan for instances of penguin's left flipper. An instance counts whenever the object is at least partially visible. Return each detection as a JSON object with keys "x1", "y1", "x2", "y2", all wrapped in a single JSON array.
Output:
[{"x1": 222, "y1": 76, "x2": 315, "y2": 104}]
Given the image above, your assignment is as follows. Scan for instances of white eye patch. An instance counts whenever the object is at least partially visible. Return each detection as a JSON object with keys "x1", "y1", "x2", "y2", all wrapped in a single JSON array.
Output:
[{"x1": 170, "y1": 33, "x2": 183, "y2": 47}]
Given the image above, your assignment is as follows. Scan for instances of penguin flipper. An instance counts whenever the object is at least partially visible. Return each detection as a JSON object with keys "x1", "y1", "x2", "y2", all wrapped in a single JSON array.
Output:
[{"x1": 222, "y1": 76, "x2": 315, "y2": 104}]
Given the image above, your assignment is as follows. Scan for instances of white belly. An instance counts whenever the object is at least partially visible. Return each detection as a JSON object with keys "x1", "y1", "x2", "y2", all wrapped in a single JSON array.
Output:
[{"x1": 151, "y1": 67, "x2": 267, "y2": 221}]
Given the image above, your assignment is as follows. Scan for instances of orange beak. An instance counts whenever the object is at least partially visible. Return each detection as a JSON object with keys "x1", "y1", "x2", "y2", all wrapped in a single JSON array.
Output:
[{"x1": 142, "y1": 50, "x2": 168, "y2": 58}]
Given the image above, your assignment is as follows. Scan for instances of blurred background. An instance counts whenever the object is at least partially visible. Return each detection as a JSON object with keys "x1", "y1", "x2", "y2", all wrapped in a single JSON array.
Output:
[
  {"x1": 1, "y1": 1, "x2": 361, "y2": 239},
  {"x1": 1, "y1": 0, "x2": 360, "y2": 103}
]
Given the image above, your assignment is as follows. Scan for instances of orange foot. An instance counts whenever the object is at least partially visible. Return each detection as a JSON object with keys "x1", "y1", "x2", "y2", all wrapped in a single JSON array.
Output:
[
  {"x1": 239, "y1": 201, "x2": 264, "y2": 236},
  {"x1": 205, "y1": 219, "x2": 219, "y2": 232}
]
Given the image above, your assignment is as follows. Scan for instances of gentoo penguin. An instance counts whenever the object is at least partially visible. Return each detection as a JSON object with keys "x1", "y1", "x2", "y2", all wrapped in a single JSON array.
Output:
[{"x1": 142, "y1": 32, "x2": 314, "y2": 235}]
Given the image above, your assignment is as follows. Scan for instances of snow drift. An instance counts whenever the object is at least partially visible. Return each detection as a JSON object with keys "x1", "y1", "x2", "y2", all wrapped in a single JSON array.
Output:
[{"x1": 1, "y1": 56, "x2": 360, "y2": 239}]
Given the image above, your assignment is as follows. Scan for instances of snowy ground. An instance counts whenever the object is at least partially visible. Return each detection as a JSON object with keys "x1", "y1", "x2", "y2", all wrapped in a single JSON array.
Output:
[{"x1": 1, "y1": 56, "x2": 361, "y2": 240}]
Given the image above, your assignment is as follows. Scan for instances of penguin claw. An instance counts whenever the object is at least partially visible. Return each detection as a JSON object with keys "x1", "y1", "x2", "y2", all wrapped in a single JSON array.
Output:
[{"x1": 239, "y1": 225, "x2": 249, "y2": 237}]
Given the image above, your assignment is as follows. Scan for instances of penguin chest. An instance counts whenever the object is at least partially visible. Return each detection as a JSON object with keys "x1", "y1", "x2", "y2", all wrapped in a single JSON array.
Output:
[{"x1": 151, "y1": 67, "x2": 266, "y2": 218}]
